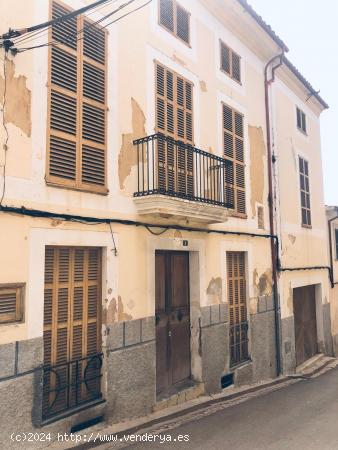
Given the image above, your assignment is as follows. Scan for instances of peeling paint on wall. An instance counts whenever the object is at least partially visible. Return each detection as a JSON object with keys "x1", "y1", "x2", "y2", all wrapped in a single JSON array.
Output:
[
  {"x1": 0, "y1": 59, "x2": 31, "y2": 137},
  {"x1": 118, "y1": 98, "x2": 146, "y2": 190},
  {"x1": 200, "y1": 80, "x2": 207, "y2": 92},
  {"x1": 103, "y1": 297, "x2": 117, "y2": 324},
  {"x1": 253, "y1": 268, "x2": 273, "y2": 296},
  {"x1": 288, "y1": 234, "x2": 296, "y2": 245},
  {"x1": 172, "y1": 53, "x2": 186, "y2": 67},
  {"x1": 118, "y1": 295, "x2": 132, "y2": 321},
  {"x1": 206, "y1": 277, "x2": 222, "y2": 304},
  {"x1": 249, "y1": 126, "x2": 266, "y2": 218}
]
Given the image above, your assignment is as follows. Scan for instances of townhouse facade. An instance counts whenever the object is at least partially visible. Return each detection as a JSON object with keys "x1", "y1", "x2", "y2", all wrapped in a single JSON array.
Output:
[
  {"x1": 0, "y1": 0, "x2": 332, "y2": 445},
  {"x1": 327, "y1": 205, "x2": 338, "y2": 355}
]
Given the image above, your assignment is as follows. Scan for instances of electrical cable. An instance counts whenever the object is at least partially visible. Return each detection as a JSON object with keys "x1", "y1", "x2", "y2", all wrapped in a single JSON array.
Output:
[
  {"x1": 0, "y1": 0, "x2": 112, "y2": 40},
  {"x1": 0, "y1": 54, "x2": 9, "y2": 206},
  {"x1": 11, "y1": 0, "x2": 117, "y2": 47},
  {"x1": 145, "y1": 225, "x2": 168, "y2": 236}
]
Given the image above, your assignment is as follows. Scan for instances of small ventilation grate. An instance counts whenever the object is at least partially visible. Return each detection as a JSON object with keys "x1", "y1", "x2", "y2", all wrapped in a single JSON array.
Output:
[{"x1": 221, "y1": 373, "x2": 234, "y2": 389}]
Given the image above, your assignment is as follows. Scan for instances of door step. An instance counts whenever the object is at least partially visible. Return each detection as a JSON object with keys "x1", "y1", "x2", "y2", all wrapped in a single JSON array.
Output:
[
  {"x1": 291, "y1": 354, "x2": 336, "y2": 378},
  {"x1": 153, "y1": 383, "x2": 204, "y2": 412}
]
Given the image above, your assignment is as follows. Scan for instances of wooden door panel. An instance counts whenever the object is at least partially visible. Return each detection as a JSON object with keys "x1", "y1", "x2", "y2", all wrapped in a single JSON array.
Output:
[
  {"x1": 155, "y1": 251, "x2": 191, "y2": 397},
  {"x1": 293, "y1": 285, "x2": 317, "y2": 366},
  {"x1": 170, "y1": 253, "x2": 189, "y2": 309},
  {"x1": 171, "y1": 316, "x2": 191, "y2": 384}
]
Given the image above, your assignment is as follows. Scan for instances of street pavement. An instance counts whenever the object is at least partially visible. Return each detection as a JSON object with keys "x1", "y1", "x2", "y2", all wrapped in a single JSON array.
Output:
[{"x1": 126, "y1": 367, "x2": 338, "y2": 450}]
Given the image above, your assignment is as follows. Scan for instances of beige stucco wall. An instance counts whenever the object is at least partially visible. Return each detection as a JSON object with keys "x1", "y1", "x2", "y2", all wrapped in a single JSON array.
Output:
[{"x1": 0, "y1": 0, "x2": 329, "y2": 349}]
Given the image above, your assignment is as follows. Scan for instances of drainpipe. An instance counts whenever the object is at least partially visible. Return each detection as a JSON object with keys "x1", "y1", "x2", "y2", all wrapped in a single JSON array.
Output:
[
  {"x1": 264, "y1": 52, "x2": 284, "y2": 376},
  {"x1": 328, "y1": 208, "x2": 338, "y2": 287}
]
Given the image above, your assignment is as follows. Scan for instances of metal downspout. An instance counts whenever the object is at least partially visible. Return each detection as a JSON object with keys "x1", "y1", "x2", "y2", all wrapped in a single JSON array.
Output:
[{"x1": 264, "y1": 53, "x2": 284, "y2": 376}]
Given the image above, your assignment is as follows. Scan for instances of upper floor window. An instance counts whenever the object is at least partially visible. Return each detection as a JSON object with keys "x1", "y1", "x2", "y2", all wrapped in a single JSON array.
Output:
[
  {"x1": 296, "y1": 107, "x2": 307, "y2": 134},
  {"x1": 220, "y1": 41, "x2": 241, "y2": 83},
  {"x1": 222, "y1": 104, "x2": 246, "y2": 215},
  {"x1": 155, "y1": 62, "x2": 194, "y2": 194},
  {"x1": 159, "y1": 0, "x2": 190, "y2": 45},
  {"x1": 299, "y1": 156, "x2": 311, "y2": 227},
  {"x1": 46, "y1": 1, "x2": 107, "y2": 193}
]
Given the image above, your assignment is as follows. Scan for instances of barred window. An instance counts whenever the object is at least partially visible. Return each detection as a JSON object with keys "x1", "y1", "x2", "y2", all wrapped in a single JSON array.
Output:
[{"x1": 227, "y1": 252, "x2": 249, "y2": 367}]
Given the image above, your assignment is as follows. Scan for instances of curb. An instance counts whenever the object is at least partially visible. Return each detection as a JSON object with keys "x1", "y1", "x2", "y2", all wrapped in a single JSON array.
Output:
[
  {"x1": 74, "y1": 376, "x2": 292, "y2": 449},
  {"x1": 73, "y1": 359, "x2": 338, "y2": 449}
]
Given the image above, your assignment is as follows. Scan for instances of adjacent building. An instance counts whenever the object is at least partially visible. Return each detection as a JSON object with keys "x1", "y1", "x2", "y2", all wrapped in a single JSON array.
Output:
[{"x1": 0, "y1": 0, "x2": 332, "y2": 445}]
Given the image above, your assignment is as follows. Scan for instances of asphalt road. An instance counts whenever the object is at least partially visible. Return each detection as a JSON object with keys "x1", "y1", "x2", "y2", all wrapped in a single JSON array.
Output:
[{"x1": 126, "y1": 367, "x2": 338, "y2": 450}]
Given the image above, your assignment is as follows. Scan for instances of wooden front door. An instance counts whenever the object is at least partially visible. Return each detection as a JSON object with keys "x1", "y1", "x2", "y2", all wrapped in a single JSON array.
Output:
[
  {"x1": 293, "y1": 285, "x2": 318, "y2": 366},
  {"x1": 43, "y1": 247, "x2": 102, "y2": 418},
  {"x1": 155, "y1": 251, "x2": 191, "y2": 396}
]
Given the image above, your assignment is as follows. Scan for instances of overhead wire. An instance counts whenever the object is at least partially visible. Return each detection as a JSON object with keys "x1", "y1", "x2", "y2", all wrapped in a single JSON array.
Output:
[
  {"x1": 0, "y1": 0, "x2": 112, "y2": 40},
  {"x1": 14, "y1": 0, "x2": 149, "y2": 53},
  {"x1": 12, "y1": 0, "x2": 117, "y2": 47}
]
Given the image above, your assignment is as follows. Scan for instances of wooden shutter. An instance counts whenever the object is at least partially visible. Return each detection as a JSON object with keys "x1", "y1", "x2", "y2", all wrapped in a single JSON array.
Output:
[
  {"x1": 0, "y1": 284, "x2": 24, "y2": 324},
  {"x1": 155, "y1": 62, "x2": 194, "y2": 195},
  {"x1": 159, "y1": 0, "x2": 190, "y2": 45},
  {"x1": 43, "y1": 246, "x2": 101, "y2": 416},
  {"x1": 299, "y1": 157, "x2": 311, "y2": 226},
  {"x1": 220, "y1": 41, "x2": 241, "y2": 83},
  {"x1": 296, "y1": 107, "x2": 307, "y2": 133},
  {"x1": 159, "y1": 0, "x2": 174, "y2": 32},
  {"x1": 223, "y1": 103, "x2": 246, "y2": 214},
  {"x1": 227, "y1": 252, "x2": 248, "y2": 366},
  {"x1": 47, "y1": 1, "x2": 107, "y2": 193},
  {"x1": 231, "y1": 52, "x2": 241, "y2": 83},
  {"x1": 176, "y1": 4, "x2": 190, "y2": 44},
  {"x1": 221, "y1": 42, "x2": 231, "y2": 75}
]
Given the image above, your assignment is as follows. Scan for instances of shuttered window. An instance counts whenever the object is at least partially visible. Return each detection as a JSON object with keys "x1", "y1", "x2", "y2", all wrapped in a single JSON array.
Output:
[
  {"x1": 299, "y1": 157, "x2": 311, "y2": 227},
  {"x1": 159, "y1": 0, "x2": 190, "y2": 45},
  {"x1": 222, "y1": 104, "x2": 246, "y2": 215},
  {"x1": 155, "y1": 62, "x2": 194, "y2": 195},
  {"x1": 220, "y1": 41, "x2": 241, "y2": 83},
  {"x1": 0, "y1": 284, "x2": 24, "y2": 324},
  {"x1": 335, "y1": 229, "x2": 338, "y2": 260},
  {"x1": 43, "y1": 247, "x2": 101, "y2": 417},
  {"x1": 47, "y1": 1, "x2": 107, "y2": 193},
  {"x1": 226, "y1": 252, "x2": 249, "y2": 367},
  {"x1": 296, "y1": 107, "x2": 307, "y2": 134}
]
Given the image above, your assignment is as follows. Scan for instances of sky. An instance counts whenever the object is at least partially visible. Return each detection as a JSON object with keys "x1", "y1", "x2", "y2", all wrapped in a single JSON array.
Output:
[{"x1": 249, "y1": 0, "x2": 338, "y2": 206}]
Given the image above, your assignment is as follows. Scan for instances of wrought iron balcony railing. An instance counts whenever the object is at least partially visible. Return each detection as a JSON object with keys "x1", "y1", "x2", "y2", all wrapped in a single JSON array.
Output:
[
  {"x1": 42, "y1": 353, "x2": 103, "y2": 420},
  {"x1": 133, "y1": 134, "x2": 234, "y2": 209}
]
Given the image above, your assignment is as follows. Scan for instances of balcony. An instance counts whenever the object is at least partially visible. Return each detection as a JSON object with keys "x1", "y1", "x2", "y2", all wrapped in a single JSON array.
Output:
[{"x1": 133, "y1": 134, "x2": 233, "y2": 223}]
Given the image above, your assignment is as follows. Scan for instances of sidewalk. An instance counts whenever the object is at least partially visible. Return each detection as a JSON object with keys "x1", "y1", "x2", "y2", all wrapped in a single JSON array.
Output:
[{"x1": 48, "y1": 356, "x2": 338, "y2": 449}]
